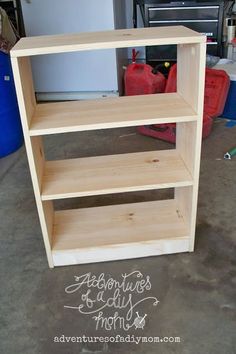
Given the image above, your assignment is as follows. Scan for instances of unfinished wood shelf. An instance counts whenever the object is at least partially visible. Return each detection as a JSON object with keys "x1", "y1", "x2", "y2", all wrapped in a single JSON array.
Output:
[
  {"x1": 52, "y1": 199, "x2": 189, "y2": 266},
  {"x1": 11, "y1": 26, "x2": 206, "y2": 268},
  {"x1": 41, "y1": 150, "x2": 193, "y2": 200},
  {"x1": 29, "y1": 92, "x2": 197, "y2": 136},
  {"x1": 11, "y1": 26, "x2": 206, "y2": 57}
]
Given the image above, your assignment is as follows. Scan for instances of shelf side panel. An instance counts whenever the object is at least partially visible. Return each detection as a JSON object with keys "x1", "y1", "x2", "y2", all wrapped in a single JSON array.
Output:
[
  {"x1": 11, "y1": 56, "x2": 54, "y2": 268},
  {"x1": 177, "y1": 42, "x2": 206, "y2": 114},
  {"x1": 175, "y1": 185, "x2": 193, "y2": 238},
  {"x1": 176, "y1": 42, "x2": 206, "y2": 251},
  {"x1": 12, "y1": 57, "x2": 36, "y2": 127}
]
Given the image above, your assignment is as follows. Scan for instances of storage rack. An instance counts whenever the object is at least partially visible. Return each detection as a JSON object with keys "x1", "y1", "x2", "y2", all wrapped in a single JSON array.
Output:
[
  {"x1": 11, "y1": 26, "x2": 206, "y2": 268},
  {"x1": 133, "y1": 0, "x2": 223, "y2": 61}
]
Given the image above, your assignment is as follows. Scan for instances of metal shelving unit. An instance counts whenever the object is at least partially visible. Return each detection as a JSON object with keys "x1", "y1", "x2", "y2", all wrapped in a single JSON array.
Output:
[{"x1": 133, "y1": 0, "x2": 223, "y2": 62}]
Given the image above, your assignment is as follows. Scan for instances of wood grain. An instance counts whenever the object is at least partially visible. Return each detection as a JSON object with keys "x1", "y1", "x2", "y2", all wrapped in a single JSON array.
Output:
[
  {"x1": 41, "y1": 150, "x2": 193, "y2": 200},
  {"x1": 29, "y1": 92, "x2": 197, "y2": 136},
  {"x1": 11, "y1": 57, "x2": 54, "y2": 268},
  {"x1": 176, "y1": 42, "x2": 206, "y2": 252},
  {"x1": 11, "y1": 26, "x2": 205, "y2": 57},
  {"x1": 52, "y1": 199, "x2": 189, "y2": 266},
  {"x1": 10, "y1": 26, "x2": 206, "y2": 267}
]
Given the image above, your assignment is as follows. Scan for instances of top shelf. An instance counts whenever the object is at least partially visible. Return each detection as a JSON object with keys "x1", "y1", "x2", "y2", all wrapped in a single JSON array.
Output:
[{"x1": 11, "y1": 26, "x2": 205, "y2": 57}]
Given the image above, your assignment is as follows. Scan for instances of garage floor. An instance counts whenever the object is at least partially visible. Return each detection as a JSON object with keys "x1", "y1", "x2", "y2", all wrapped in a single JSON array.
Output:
[{"x1": 0, "y1": 119, "x2": 236, "y2": 354}]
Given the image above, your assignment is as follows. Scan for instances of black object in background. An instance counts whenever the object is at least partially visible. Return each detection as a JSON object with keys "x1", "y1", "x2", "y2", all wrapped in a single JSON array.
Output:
[
  {"x1": 0, "y1": 0, "x2": 25, "y2": 36},
  {"x1": 133, "y1": 0, "x2": 224, "y2": 63}
]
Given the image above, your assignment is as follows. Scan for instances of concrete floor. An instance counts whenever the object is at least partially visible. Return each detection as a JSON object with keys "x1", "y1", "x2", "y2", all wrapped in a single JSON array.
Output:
[{"x1": 0, "y1": 119, "x2": 236, "y2": 354}]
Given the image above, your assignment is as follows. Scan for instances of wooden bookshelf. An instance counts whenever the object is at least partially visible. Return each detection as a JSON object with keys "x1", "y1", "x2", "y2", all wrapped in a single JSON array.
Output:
[{"x1": 11, "y1": 26, "x2": 206, "y2": 268}]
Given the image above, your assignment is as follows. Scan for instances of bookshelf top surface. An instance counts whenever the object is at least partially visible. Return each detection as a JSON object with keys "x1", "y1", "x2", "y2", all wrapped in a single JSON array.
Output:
[{"x1": 11, "y1": 26, "x2": 205, "y2": 57}]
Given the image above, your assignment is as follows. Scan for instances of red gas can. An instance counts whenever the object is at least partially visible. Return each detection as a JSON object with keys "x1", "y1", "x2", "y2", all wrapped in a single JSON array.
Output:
[
  {"x1": 138, "y1": 63, "x2": 230, "y2": 143},
  {"x1": 124, "y1": 63, "x2": 166, "y2": 96},
  {"x1": 165, "y1": 64, "x2": 230, "y2": 117},
  {"x1": 137, "y1": 113, "x2": 213, "y2": 143}
]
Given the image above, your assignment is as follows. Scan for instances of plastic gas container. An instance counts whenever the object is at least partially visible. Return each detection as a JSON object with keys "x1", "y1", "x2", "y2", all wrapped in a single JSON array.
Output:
[
  {"x1": 0, "y1": 52, "x2": 23, "y2": 157},
  {"x1": 165, "y1": 64, "x2": 230, "y2": 117},
  {"x1": 138, "y1": 63, "x2": 230, "y2": 143},
  {"x1": 137, "y1": 113, "x2": 213, "y2": 143},
  {"x1": 124, "y1": 63, "x2": 166, "y2": 96}
]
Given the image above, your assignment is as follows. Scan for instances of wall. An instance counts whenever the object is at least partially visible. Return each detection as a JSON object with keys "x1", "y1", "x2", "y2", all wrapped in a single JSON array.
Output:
[{"x1": 21, "y1": 0, "x2": 120, "y2": 94}]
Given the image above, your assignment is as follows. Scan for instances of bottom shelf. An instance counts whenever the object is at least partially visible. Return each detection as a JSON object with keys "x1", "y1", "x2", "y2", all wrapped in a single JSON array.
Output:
[{"x1": 51, "y1": 199, "x2": 190, "y2": 266}]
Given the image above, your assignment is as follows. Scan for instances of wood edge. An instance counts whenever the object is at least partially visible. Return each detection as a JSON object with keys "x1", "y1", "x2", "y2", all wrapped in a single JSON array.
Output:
[{"x1": 51, "y1": 238, "x2": 190, "y2": 266}]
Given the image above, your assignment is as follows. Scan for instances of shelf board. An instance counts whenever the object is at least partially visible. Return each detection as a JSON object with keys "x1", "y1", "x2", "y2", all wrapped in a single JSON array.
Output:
[
  {"x1": 30, "y1": 93, "x2": 197, "y2": 136},
  {"x1": 41, "y1": 149, "x2": 193, "y2": 201},
  {"x1": 11, "y1": 26, "x2": 205, "y2": 57},
  {"x1": 52, "y1": 199, "x2": 190, "y2": 266}
]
